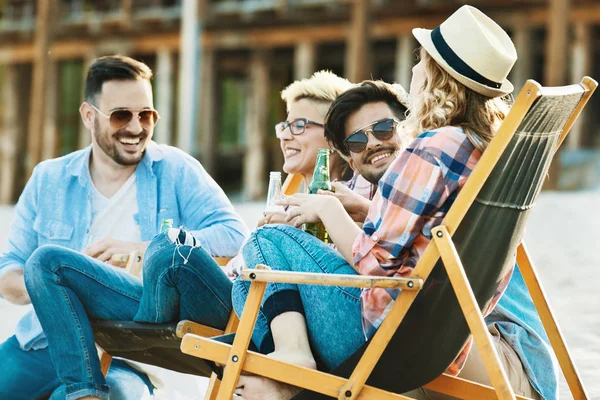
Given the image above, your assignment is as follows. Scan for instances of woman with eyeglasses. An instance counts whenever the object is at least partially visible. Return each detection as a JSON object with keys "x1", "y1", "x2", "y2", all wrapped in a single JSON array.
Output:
[
  {"x1": 257, "y1": 71, "x2": 354, "y2": 227},
  {"x1": 230, "y1": 6, "x2": 549, "y2": 400}
]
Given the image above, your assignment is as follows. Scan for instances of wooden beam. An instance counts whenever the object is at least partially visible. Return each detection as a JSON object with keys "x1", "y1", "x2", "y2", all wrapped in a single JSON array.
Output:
[
  {"x1": 345, "y1": 0, "x2": 370, "y2": 82},
  {"x1": 198, "y1": 48, "x2": 218, "y2": 175},
  {"x1": 294, "y1": 41, "x2": 316, "y2": 81},
  {"x1": 0, "y1": 65, "x2": 20, "y2": 204},
  {"x1": 27, "y1": 0, "x2": 53, "y2": 177},
  {"x1": 566, "y1": 23, "x2": 591, "y2": 150},
  {"x1": 2, "y1": 5, "x2": 600, "y2": 59},
  {"x1": 243, "y1": 49, "x2": 270, "y2": 200},
  {"x1": 154, "y1": 48, "x2": 174, "y2": 145}
]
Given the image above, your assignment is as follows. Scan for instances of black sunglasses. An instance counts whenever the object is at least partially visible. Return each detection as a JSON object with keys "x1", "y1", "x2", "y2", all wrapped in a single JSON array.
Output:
[
  {"x1": 343, "y1": 118, "x2": 399, "y2": 153},
  {"x1": 275, "y1": 118, "x2": 324, "y2": 138}
]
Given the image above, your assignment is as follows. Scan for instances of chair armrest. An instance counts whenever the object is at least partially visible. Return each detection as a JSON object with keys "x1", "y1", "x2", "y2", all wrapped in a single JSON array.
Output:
[
  {"x1": 176, "y1": 320, "x2": 224, "y2": 339},
  {"x1": 240, "y1": 268, "x2": 422, "y2": 290},
  {"x1": 214, "y1": 257, "x2": 232, "y2": 267}
]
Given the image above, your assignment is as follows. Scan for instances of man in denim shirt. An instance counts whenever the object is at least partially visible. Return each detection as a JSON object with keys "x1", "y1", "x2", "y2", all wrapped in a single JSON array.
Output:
[{"x1": 0, "y1": 55, "x2": 247, "y2": 399}]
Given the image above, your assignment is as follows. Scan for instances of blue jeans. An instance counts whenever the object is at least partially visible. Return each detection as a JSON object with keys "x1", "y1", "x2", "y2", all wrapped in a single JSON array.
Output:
[
  {"x1": 232, "y1": 225, "x2": 366, "y2": 370},
  {"x1": 134, "y1": 231, "x2": 233, "y2": 328},
  {"x1": 0, "y1": 334, "x2": 151, "y2": 400},
  {"x1": 24, "y1": 232, "x2": 232, "y2": 399}
]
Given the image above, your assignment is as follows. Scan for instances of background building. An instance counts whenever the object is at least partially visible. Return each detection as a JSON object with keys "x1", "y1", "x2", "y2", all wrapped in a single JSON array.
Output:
[{"x1": 0, "y1": 0, "x2": 598, "y2": 202}]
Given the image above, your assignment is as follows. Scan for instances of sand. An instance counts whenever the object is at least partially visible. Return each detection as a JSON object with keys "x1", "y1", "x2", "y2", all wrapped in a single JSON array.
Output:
[{"x1": 0, "y1": 193, "x2": 598, "y2": 399}]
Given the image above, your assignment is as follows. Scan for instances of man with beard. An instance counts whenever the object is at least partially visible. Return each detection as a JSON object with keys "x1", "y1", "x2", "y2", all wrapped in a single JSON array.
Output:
[
  {"x1": 319, "y1": 81, "x2": 408, "y2": 223},
  {"x1": 0, "y1": 55, "x2": 247, "y2": 399}
]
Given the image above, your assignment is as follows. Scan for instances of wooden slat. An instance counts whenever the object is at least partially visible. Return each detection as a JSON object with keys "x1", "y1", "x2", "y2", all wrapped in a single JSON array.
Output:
[
  {"x1": 240, "y1": 268, "x2": 423, "y2": 290},
  {"x1": 282, "y1": 173, "x2": 303, "y2": 195},
  {"x1": 213, "y1": 257, "x2": 232, "y2": 267},
  {"x1": 432, "y1": 225, "x2": 515, "y2": 400},
  {"x1": 424, "y1": 374, "x2": 532, "y2": 400},
  {"x1": 180, "y1": 335, "x2": 412, "y2": 400},
  {"x1": 176, "y1": 320, "x2": 225, "y2": 339},
  {"x1": 516, "y1": 243, "x2": 590, "y2": 399},
  {"x1": 215, "y1": 280, "x2": 267, "y2": 399}
]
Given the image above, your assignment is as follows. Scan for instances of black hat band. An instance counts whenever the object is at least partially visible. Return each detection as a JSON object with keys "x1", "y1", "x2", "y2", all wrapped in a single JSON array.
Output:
[{"x1": 431, "y1": 26, "x2": 502, "y2": 89}]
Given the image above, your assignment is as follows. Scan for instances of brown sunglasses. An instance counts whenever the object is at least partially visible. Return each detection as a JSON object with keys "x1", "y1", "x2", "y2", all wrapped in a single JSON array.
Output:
[{"x1": 90, "y1": 104, "x2": 160, "y2": 130}]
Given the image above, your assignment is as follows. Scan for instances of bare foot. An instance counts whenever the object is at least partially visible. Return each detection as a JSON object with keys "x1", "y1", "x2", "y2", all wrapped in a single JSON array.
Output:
[{"x1": 234, "y1": 350, "x2": 316, "y2": 400}]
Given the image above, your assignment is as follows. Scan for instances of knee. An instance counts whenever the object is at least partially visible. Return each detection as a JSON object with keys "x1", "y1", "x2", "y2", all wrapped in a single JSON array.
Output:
[{"x1": 24, "y1": 245, "x2": 68, "y2": 287}]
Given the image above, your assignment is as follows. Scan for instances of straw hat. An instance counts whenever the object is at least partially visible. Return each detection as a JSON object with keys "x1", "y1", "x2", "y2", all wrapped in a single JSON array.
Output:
[{"x1": 412, "y1": 5, "x2": 517, "y2": 98}]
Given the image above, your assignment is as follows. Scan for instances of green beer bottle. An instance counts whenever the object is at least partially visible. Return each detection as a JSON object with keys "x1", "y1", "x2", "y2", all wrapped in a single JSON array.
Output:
[
  {"x1": 160, "y1": 218, "x2": 173, "y2": 233},
  {"x1": 304, "y1": 148, "x2": 332, "y2": 243}
]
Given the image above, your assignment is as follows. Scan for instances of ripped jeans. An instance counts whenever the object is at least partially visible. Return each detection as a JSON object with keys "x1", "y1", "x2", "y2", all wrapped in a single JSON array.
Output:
[
  {"x1": 24, "y1": 231, "x2": 232, "y2": 400},
  {"x1": 134, "y1": 230, "x2": 233, "y2": 327}
]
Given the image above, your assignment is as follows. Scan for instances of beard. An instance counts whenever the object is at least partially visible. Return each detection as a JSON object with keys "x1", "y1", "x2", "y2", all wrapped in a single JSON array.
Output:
[
  {"x1": 93, "y1": 117, "x2": 148, "y2": 166},
  {"x1": 359, "y1": 145, "x2": 400, "y2": 185}
]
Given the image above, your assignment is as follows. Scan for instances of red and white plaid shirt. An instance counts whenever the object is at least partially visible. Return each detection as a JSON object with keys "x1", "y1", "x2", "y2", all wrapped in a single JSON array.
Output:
[{"x1": 352, "y1": 126, "x2": 513, "y2": 375}]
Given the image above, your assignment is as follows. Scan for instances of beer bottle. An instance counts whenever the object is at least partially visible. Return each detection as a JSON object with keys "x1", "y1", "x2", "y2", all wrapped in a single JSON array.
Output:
[
  {"x1": 265, "y1": 171, "x2": 285, "y2": 213},
  {"x1": 304, "y1": 148, "x2": 332, "y2": 243},
  {"x1": 160, "y1": 218, "x2": 173, "y2": 233}
]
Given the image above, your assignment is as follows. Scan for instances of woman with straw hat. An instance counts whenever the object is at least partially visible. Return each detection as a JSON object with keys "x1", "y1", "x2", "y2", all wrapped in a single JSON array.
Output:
[{"x1": 232, "y1": 6, "x2": 554, "y2": 399}]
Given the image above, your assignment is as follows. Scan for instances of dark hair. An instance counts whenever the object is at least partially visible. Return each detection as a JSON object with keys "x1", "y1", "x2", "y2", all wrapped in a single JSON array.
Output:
[
  {"x1": 324, "y1": 81, "x2": 408, "y2": 156},
  {"x1": 84, "y1": 55, "x2": 153, "y2": 103}
]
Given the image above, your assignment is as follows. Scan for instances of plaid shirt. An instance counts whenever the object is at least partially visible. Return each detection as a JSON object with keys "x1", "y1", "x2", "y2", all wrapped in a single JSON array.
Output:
[
  {"x1": 352, "y1": 126, "x2": 513, "y2": 375},
  {"x1": 345, "y1": 174, "x2": 378, "y2": 201}
]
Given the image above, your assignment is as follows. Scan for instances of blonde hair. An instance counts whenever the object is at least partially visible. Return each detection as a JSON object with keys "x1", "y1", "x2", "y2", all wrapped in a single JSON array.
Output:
[
  {"x1": 281, "y1": 70, "x2": 354, "y2": 117},
  {"x1": 405, "y1": 49, "x2": 510, "y2": 152}
]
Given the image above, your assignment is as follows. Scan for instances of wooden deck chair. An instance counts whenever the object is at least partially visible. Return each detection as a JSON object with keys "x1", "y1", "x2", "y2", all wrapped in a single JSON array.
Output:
[
  {"x1": 180, "y1": 77, "x2": 597, "y2": 400},
  {"x1": 91, "y1": 172, "x2": 304, "y2": 397}
]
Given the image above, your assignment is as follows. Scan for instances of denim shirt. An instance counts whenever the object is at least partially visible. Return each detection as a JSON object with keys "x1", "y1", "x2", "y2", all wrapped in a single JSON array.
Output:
[
  {"x1": 0, "y1": 142, "x2": 248, "y2": 351},
  {"x1": 488, "y1": 265, "x2": 559, "y2": 400}
]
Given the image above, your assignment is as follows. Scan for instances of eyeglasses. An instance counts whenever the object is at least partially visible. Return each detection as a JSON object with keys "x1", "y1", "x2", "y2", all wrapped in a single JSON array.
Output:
[
  {"x1": 90, "y1": 104, "x2": 160, "y2": 130},
  {"x1": 275, "y1": 118, "x2": 324, "y2": 138},
  {"x1": 343, "y1": 118, "x2": 399, "y2": 153}
]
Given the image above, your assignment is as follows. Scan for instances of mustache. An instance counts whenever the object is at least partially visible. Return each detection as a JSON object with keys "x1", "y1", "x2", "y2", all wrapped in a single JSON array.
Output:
[
  {"x1": 362, "y1": 145, "x2": 399, "y2": 164},
  {"x1": 114, "y1": 129, "x2": 149, "y2": 139}
]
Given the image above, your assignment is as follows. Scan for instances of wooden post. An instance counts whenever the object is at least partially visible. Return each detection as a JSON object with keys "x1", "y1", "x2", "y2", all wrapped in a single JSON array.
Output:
[
  {"x1": 79, "y1": 54, "x2": 96, "y2": 149},
  {"x1": 177, "y1": 0, "x2": 200, "y2": 155},
  {"x1": 294, "y1": 41, "x2": 316, "y2": 81},
  {"x1": 510, "y1": 23, "x2": 533, "y2": 94},
  {"x1": 345, "y1": 0, "x2": 370, "y2": 83},
  {"x1": 198, "y1": 47, "x2": 217, "y2": 175},
  {"x1": 0, "y1": 65, "x2": 20, "y2": 204},
  {"x1": 120, "y1": 0, "x2": 134, "y2": 30},
  {"x1": 42, "y1": 60, "x2": 58, "y2": 161},
  {"x1": 394, "y1": 35, "x2": 414, "y2": 90},
  {"x1": 154, "y1": 48, "x2": 174, "y2": 145},
  {"x1": 566, "y1": 23, "x2": 591, "y2": 150},
  {"x1": 27, "y1": 0, "x2": 53, "y2": 177},
  {"x1": 545, "y1": 0, "x2": 570, "y2": 86},
  {"x1": 243, "y1": 50, "x2": 270, "y2": 201},
  {"x1": 544, "y1": 0, "x2": 570, "y2": 190}
]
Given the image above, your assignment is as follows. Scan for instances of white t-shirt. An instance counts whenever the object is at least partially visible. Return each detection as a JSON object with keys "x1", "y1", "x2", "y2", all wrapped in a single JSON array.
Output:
[
  {"x1": 89, "y1": 174, "x2": 206, "y2": 399},
  {"x1": 89, "y1": 173, "x2": 141, "y2": 245}
]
